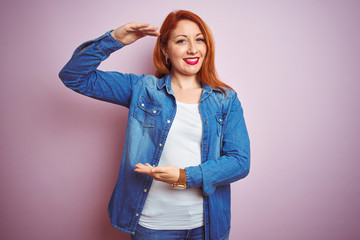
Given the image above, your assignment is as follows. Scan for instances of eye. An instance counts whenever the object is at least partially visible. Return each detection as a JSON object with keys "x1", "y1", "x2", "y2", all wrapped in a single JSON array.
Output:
[
  {"x1": 176, "y1": 39, "x2": 186, "y2": 44},
  {"x1": 196, "y1": 38, "x2": 205, "y2": 42}
]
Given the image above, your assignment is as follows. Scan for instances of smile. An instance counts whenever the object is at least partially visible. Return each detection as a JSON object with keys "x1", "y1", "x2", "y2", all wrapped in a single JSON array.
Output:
[{"x1": 183, "y1": 57, "x2": 199, "y2": 65}]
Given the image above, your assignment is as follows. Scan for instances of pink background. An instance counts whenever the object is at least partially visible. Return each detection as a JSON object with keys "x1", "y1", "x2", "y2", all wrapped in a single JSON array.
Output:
[{"x1": 1, "y1": 0, "x2": 360, "y2": 239}]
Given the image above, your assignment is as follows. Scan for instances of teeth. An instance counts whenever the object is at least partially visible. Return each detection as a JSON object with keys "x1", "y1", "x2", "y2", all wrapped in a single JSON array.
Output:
[{"x1": 185, "y1": 58, "x2": 198, "y2": 62}]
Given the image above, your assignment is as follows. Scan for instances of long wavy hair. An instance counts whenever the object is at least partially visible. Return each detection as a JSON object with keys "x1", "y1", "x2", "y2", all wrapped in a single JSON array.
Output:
[{"x1": 153, "y1": 10, "x2": 233, "y2": 94}]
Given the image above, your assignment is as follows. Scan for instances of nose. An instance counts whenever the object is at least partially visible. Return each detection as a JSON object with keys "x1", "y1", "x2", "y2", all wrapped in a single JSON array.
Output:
[{"x1": 187, "y1": 41, "x2": 198, "y2": 54}]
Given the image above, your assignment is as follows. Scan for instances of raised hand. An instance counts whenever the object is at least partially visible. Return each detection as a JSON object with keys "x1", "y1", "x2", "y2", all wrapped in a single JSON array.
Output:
[
  {"x1": 134, "y1": 163, "x2": 180, "y2": 184},
  {"x1": 110, "y1": 22, "x2": 160, "y2": 45}
]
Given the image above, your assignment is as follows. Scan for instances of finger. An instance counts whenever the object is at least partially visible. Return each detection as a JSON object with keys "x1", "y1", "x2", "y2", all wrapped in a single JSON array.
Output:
[
  {"x1": 142, "y1": 30, "x2": 160, "y2": 36},
  {"x1": 134, "y1": 163, "x2": 151, "y2": 171},
  {"x1": 124, "y1": 23, "x2": 148, "y2": 34},
  {"x1": 129, "y1": 23, "x2": 155, "y2": 32},
  {"x1": 133, "y1": 22, "x2": 151, "y2": 29},
  {"x1": 134, "y1": 163, "x2": 145, "y2": 168},
  {"x1": 135, "y1": 163, "x2": 153, "y2": 168},
  {"x1": 133, "y1": 30, "x2": 159, "y2": 38},
  {"x1": 128, "y1": 22, "x2": 150, "y2": 29},
  {"x1": 136, "y1": 24, "x2": 158, "y2": 31},
  {"x1": 134, "y1": 166, "x2": 151, "y2": 174},
  {"x1": 131, "y1": 25, "x2": 159, "y2": 34},
  {"x1": 145, "y1": 163, "x2": 154, "y2": 168}
]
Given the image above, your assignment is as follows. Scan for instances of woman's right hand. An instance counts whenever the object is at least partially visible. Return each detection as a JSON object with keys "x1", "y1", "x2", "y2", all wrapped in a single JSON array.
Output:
[{"x1": 110, "y1": 22, "x2": 160, "y2": 45}]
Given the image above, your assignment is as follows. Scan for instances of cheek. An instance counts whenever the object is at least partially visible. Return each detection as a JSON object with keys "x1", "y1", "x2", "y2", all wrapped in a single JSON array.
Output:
[
  {"x1": 201, "y1": 46, "x2": 207, "y2": 56},
  {"x1": 168, "y1": 46, "x2": 185, "y2": 59}
]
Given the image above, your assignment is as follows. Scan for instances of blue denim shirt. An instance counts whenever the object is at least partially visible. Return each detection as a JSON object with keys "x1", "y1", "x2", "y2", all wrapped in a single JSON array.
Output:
[{"x1": 59, "y1": 31, "x2": 250, "y2": 240}]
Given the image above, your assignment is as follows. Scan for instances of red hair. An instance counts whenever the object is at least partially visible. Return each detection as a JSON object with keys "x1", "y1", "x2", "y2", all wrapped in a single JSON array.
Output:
[{"x1": 153, "y1": 10, "x2": 233, "y2": 94}]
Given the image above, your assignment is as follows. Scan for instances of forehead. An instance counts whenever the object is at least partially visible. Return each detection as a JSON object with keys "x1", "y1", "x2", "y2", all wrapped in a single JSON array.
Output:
[{"x1": 170, "y1": 19, "x2": 203, "y2": 37}]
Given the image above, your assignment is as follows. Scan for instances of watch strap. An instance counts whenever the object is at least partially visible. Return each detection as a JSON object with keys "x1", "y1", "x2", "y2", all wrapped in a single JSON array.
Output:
[{"x1": 172, "y1": 168, "x2": 187, "y2": 189}]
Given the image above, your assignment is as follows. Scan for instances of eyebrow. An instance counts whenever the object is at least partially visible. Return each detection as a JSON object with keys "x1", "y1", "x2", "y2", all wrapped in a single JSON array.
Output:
[{"x1": 175, "y1": 33, "x2": 203, "y2": 38}]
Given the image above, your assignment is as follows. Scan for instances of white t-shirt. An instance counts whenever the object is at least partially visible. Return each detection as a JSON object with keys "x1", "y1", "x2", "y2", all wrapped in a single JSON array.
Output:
[{"x1": 139, "y1": 101, "x2": 204, "y2": 230}]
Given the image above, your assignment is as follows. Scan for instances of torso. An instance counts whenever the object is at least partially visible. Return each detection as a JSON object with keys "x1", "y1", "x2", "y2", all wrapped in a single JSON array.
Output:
[{"x1": 138, "y1": 101, "x2": 204, "y2": 229}]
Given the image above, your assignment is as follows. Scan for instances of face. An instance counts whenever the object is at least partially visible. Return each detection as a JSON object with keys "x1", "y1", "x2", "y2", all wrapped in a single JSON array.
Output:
[{"x1": 163, "y1": 20, "x2": 207, "y2": 78}]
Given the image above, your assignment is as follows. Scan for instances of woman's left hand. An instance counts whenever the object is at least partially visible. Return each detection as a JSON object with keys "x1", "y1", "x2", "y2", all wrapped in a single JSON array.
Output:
[{"x1": 134, "y1": 163, "x2": 180, "y2": 184}]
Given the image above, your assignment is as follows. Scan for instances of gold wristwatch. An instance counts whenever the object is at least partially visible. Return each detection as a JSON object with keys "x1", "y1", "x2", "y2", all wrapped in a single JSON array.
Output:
[{"x1": 172, "y1": 169, "x2": 187, "y2": 189}]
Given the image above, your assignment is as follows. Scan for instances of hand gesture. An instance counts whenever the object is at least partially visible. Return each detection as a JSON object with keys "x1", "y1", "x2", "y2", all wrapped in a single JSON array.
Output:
[
  {"x1": 111, "y1": 22, "x2": 160, "y2": 45},
  {"x1": 134, "y1": 163, "x2": 180, "y2": 184}
]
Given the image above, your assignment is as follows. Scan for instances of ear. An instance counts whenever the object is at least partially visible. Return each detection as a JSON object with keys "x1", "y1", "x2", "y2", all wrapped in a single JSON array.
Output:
[{"x1": 161, "y1": 47, "x2": 168, "y2": 59}]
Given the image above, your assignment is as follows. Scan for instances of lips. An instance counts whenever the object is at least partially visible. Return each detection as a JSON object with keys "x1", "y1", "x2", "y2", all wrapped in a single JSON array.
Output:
[{"x1": 183, "y1": 57, "x2": 199, "y2": 65}]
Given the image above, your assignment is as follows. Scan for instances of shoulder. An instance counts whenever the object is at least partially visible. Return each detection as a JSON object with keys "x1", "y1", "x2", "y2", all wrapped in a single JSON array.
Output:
[
  {"x1": 212, "y1": 87, "x2": 244, "y2": 115},
  {"x1": 130, "y1": 74, "x2": 160, "y2": 88},
  {"x1": 211, "y1": 87, "x2": 238, "y2": 103},
  {"x1": 140, "y1": 74, "x2": 159, "y2": 84}
]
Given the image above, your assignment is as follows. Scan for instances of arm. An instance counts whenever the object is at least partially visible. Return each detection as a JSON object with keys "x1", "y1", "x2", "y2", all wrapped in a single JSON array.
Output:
[
  {"x1": 58, "y1": 23, "x2": 159, "y2": 107},
  {"x1": 186, "y1": 93, "x2": 251, "y2": 196}
]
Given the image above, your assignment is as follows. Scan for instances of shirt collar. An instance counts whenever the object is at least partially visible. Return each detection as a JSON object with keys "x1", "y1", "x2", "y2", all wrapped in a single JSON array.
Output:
[
  {"x1": 157, "y1": 74, "x2": 223, "y2": 97},
  {"x1": 157, "y1": 74, "x2": 172, "y2": 95}
]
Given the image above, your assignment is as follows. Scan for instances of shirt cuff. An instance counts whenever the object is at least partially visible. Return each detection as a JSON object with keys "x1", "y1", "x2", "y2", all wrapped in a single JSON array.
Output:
[
  {"x1": 97, "y1": 30, "x2": 125, "y2": 55},
  {"x1": 185, "y1": 165, "x2": 203, "y2": 188},
  {"x1": 73, "y1": 30, "x2": 125, "y2": 56}
]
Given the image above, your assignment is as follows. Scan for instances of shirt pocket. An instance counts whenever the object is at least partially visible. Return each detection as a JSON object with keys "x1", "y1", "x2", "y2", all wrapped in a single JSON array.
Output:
[{"x1": 133, "y1": 96, "x2": 163, "y2": 128}]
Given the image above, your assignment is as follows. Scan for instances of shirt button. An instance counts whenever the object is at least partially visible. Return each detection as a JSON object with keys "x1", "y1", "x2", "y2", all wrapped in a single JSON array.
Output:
[
  {"x1": 205, "y1": 121, "x2": 208, "y2": 125},
  {"x1": 159, "y1": 143, "x2": 163, "y2": 147},
  {"x1": 144, "y1": 189, "x2": 147, "y2": 192},
  {"x1": 153, "y1": 110, "x2": 157, "y2": 114},
  {"x1": 200, "y1": 101, "x2": 203, "y2": 103},
  {"x1": 167, "y1": 120, "x2": 171, "y2": 123},
  {"x1": 219, "y1": 119, "x2": 222, "y2": 122},
  {"x1": 204, "y1": 147, "x2": 207, "y2": 150},
  {"x1": 206, "y1": 221, "x2": 209, "y2": 225},
  {"x1": 141, "y1": 103, "x2": 144, "y2": 107},
  {"x1": 152, "y1": 164, "x2": 156, "y2": 167},
  {"x1": 136, "y1": 213, "x2": 139, "y2": 217}
]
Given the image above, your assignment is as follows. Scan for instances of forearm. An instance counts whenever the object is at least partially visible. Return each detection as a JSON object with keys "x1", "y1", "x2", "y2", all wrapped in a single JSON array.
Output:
[
  {"x1": 185, "y1": 149, "x2": 250, "y2": 196},
  {"x1": 59, "y1": 31, "x2": 123, "y2": 90},
  {"x1": 186, "y1": 94, "x2": 251, "y2": 196},
  {"x1": 58, "y1": 31, "x2": 143, "y2": 107}
]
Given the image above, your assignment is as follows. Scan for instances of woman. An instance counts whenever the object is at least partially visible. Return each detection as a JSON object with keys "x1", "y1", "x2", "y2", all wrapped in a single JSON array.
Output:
[{"x1": 59, "y1": 10, "x2": 250, "y2": 240}]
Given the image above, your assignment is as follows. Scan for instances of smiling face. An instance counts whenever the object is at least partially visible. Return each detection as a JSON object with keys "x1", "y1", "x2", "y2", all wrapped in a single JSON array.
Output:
[{"x1": 162, "y1": 19, "x2": 207, "y2": 79}]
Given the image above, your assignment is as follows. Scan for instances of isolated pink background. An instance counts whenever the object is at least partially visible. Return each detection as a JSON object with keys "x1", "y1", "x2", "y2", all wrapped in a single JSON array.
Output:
[{"x1": 1, "y1": 0, "x2": 360, "y2": 239}]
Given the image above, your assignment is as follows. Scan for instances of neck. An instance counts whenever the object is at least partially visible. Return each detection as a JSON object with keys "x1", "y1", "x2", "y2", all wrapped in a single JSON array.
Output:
[{"x1": 170, "y1": 73, "x2": 201, "y2": 90}]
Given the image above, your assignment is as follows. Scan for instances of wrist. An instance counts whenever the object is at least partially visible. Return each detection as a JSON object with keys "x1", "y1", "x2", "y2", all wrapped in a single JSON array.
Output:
[{"x1": 172, "y1": 169, "x2": 187, "y2": 189}]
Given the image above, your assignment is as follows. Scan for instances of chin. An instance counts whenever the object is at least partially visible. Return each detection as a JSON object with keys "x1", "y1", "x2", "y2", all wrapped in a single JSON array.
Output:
[{"x1": 184, "y1": 67, "x2": 201, "y2": 75}]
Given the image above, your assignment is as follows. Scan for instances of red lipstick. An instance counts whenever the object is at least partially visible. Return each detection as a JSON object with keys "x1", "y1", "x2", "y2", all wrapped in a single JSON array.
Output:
[{"x1": 183, "y1": 57, "x2": 199, "y2": 65}]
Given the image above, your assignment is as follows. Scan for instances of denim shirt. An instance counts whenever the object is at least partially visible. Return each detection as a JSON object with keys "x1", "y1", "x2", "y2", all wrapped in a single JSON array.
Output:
[{"x1": 59, "y1": 31, "x2": 250, "y2": 240}]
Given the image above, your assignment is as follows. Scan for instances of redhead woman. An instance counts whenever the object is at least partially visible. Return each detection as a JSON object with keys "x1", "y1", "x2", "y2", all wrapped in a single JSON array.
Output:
[{"x1": 59, "y1": 10, "x2": 250, "y2": 240}]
